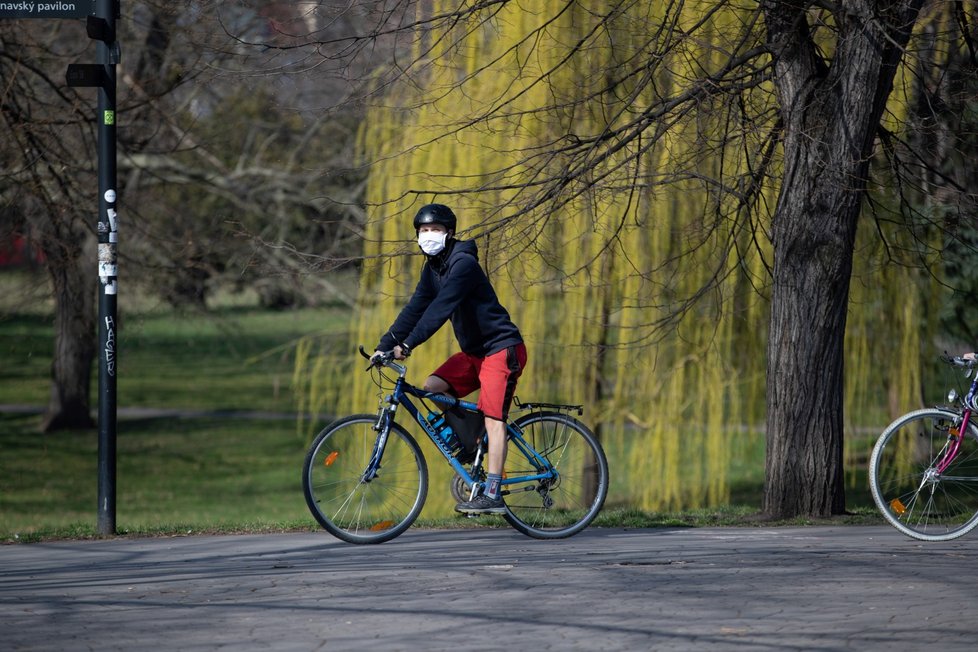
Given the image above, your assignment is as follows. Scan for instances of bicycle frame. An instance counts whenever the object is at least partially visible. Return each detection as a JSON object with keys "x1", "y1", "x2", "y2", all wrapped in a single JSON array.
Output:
[
  {"x1": 368, "y1": 358, "x2": 556, "y2": 496},
  {"x1": 935, "y1": 373, "x2": 978, "y2": 474}
]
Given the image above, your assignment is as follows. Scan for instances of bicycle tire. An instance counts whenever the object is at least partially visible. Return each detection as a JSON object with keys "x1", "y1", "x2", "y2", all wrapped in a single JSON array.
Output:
[
  {"x1": 869, "y1": 407, "x2": 978, "y2": 542},
  {"x1": 303, "y1": 414, "x2": 428, "y2": 544},
  {"x1": 502, "y1": 411, "x2": 609, "y2": 539}
]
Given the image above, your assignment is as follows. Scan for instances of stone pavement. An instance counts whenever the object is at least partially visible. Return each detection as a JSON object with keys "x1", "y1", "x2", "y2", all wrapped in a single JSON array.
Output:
[{"x1": 2, "y1": 526, "x2": 976, "y2": 651}]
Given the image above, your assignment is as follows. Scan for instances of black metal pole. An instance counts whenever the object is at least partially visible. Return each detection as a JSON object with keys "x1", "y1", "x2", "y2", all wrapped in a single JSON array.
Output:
[{"x1": 96, "y1": 0, "x2": 118, "y2": 536}]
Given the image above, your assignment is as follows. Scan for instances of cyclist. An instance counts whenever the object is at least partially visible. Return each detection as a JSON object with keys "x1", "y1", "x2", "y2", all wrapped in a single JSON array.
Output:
[{"x1": 372, "y1": 203, "x2": 527, "y2": 515}]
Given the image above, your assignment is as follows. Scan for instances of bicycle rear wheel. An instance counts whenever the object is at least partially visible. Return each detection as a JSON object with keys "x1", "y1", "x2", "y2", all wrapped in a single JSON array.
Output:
[
  {"x1": 303, "y1": 414, "x2": 428, "y2": 544},
  {"x1": 870, "y1": 408, "x2": 978, "y2": 542},
  {"x1": 502, "y1": 411, "x2": 608, "y2": 539}
]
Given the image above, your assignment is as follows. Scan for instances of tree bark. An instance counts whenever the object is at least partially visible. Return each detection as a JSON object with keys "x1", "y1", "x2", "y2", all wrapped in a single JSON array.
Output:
[
  {"x1": 762, "y1": 0, "x2": 924, "y2": 517},
  {"x1": 38, "y1": 217, "x2": 97, "y2": 432}
]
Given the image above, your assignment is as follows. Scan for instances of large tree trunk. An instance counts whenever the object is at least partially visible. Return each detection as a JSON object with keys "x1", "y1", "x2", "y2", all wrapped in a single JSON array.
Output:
[
  {"x1": 762, "y1": 0, "x2": 924, "y2": 518},
  {"x1": 39, "y1": 217, "x2": 97, "y2": 432},
  {"x1": 764, "y1": 163, "x2": 859, "y2": 517}
]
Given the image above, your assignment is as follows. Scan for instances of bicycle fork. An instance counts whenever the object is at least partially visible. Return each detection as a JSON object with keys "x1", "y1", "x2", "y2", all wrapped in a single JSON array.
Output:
[
  {"x1": 935, "y1": 410, "x2": 973, "y2": 475},
  {"x1": 362, "y1": 408, "x2": 394, "y2": 482},
  {"x1": 907, "y1": 411, "x2": 975, "y2": 507}
]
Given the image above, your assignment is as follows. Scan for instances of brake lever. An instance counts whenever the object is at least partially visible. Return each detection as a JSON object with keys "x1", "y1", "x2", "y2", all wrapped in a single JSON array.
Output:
[{"x1": 359, "y1": 345, "x2": 395, "y2": 371}]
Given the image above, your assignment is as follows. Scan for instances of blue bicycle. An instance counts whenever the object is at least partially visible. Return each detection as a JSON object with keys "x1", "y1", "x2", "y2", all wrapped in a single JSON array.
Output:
[{"x1": 302, "y1": 347, "x2": 609, "y2": 544}]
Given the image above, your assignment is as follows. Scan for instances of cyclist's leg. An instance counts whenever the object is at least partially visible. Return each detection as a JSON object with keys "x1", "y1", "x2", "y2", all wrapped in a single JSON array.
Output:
[
  {"x1": 485, "y1": 418, "x2": 506, "y2": 474},
  {"x1": 477, "y1": 344, "x2": 527, "y2": 475},
  {"x1": 425, "y1": 352, "x2": 480, "y2": 395},
  {"x1": 423, "y1": 375, "x2": 452, "y2": 393}
]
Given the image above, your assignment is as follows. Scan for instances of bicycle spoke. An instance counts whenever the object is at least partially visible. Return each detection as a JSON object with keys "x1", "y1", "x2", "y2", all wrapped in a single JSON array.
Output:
[
  {"x1": 502, "y1": 412, "x2": 608, "y2": 539},
  {"x1": 871, "y1": 409, "x2": 978, "y2": 541},
  {"x1": 303, "y1": 415, "x2": 428, "y2": 544}
]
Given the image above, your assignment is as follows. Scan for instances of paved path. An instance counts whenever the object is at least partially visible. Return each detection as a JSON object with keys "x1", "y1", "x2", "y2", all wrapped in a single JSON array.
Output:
[{"x1": 2, "y1": 526, "x2": 976, "y2": 651}]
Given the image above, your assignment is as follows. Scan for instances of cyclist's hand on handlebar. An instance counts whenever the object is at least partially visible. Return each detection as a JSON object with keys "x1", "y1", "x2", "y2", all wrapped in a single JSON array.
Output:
[
  {"x1": 941, "y1": 351, "x2": 978, "y2": 368},
  {"x1": 392, "y1": 344, "x2": 411, "y2": 360},
  {"x1": 953, "y1": 351, "x2": 978, "y2": 366},
  {"x1": 364, "y1": 344, "x2": 409, "y2": 368}
]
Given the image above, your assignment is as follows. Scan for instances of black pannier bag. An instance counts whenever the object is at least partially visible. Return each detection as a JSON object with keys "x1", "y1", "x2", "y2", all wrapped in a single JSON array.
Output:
[{"x1": 443, "y1": 406, "x2": 486, "y2": 463}]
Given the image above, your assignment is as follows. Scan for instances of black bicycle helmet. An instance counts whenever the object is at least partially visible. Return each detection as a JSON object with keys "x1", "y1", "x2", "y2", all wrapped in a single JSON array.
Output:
[{"x1": 412, "y1": 204, "x2": 457, "y2": 232}]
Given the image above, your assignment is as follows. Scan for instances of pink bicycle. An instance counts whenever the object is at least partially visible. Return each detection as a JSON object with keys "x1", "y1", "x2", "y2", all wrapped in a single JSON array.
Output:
[{"x1": 870, "y1": 355, "x2": 978, "y2": 541}]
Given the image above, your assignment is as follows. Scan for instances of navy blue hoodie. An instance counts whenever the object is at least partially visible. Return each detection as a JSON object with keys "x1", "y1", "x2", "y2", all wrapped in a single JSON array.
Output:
[{"x1": 377, "y1": 239, "x2": 523, "y2": 357}]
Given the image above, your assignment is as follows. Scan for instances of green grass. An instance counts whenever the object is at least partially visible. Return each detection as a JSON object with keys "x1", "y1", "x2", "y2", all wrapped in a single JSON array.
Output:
[
  {"x1": 0, "y1": 401, "x2": 882, "y2": 543},
  {"x1": 0, "y1": 269, "x2": 885, "y2": 542},
  {"x1": 0, "y1": 306, "x2": 349, "y2": 412},
  {"x1": 0, "y1": 270, "x2": 360, "y2": 540},
  {"x1": 0, "y1": 413, "x2": 316, "y2": 541}
]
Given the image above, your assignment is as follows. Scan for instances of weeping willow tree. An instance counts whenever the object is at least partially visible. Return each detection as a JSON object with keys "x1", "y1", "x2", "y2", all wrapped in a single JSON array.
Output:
[
  {"x1": 345, "y1": 2, "x2": 776, "y2": 516},
  {"x1": 842, "y1": 1, "x2": 978, "y2": 481},
  {"x1": 294, "y1": 0, "x2": 975, "y2": 518}
]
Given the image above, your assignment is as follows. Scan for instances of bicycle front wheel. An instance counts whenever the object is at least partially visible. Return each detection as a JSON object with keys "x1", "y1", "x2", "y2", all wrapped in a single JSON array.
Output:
[
  {"x1": 303, "y1": 414, "x2": 428, "y2": 544},
  {"x1": 870, "y1": 408, "x2": 978, "y2": 542},
  {"x1": 503, "y1": 411, "x2": 609, "y2": 539}
]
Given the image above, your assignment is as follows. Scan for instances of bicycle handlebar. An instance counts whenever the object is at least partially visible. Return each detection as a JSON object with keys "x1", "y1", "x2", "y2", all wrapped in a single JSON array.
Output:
[
  {"x1": 358, "y1": 345, "x2": 406, "y2": 374},
  {"x1": 941, "y1": 352, "x2": 978, "y2": 369},
  {"x1": 358, "y1": 345, "x2": 379, "y2": 361}
]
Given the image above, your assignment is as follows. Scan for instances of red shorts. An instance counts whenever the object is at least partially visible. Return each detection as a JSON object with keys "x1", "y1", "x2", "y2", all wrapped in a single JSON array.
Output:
[{"x1": 431, "y1": 344, "x2": 527, "y2": 420}]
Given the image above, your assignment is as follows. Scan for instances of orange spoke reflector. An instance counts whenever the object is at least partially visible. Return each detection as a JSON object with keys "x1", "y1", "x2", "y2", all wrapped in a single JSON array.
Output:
[
  {"x1": 369, "y1": 521, "x2": 394, "y2": 531},
  {"x1": 324, "y1": 452, "x2": 339, "y2": 467},
  {"x1": 890, "y1": 498, "x2": 907, "y2": 515}
]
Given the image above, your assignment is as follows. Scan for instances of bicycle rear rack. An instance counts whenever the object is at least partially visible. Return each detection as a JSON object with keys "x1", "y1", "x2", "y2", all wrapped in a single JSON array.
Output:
[{"x1": 513, "y1": 396, "x2": 583, "y2": 416}]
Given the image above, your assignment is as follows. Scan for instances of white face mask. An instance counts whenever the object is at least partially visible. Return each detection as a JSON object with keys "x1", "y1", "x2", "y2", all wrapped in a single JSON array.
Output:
[{"x1": 418, "y1": 231, "x2": 448, "y2": 256}]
